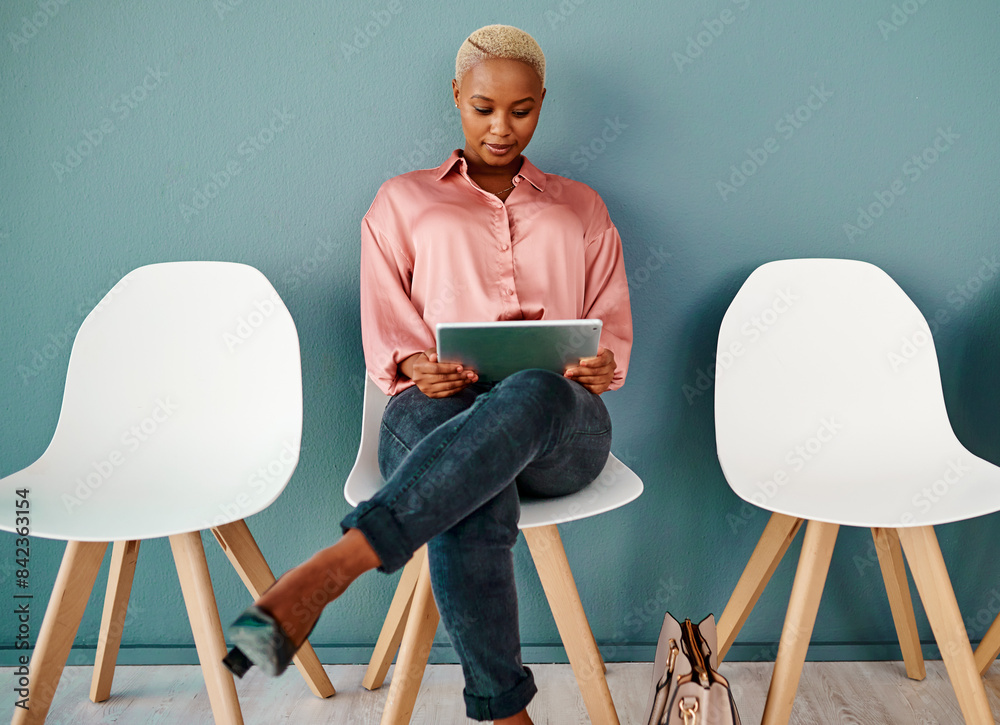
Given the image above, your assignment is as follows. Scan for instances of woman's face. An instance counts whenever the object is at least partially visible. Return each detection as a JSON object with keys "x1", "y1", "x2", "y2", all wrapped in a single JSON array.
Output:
[{"x1": 452, "y1": 58, "x2": 545, "y2": 169}]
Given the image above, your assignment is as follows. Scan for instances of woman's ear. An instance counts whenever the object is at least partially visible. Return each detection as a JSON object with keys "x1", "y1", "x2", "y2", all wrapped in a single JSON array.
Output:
[{"x1": 452, "y1": 78, "x2": 460, "y2": 107}]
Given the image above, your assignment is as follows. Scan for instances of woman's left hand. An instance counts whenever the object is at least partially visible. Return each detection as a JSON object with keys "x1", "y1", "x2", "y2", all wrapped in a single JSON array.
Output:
[{"x1": 564, "y1": 347, "x2": 615, "y2": 394}]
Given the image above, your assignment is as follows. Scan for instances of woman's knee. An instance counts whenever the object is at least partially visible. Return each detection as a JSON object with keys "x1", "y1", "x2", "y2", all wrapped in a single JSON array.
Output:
[{"x1": 498, "y1": 368, "x2": 578, "y2": 418}]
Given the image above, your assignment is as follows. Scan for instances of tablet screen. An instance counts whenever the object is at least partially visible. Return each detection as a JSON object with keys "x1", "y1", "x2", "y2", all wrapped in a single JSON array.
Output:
[{"x1": 435, "y1": 319, "x2": 602, "y2": 382}]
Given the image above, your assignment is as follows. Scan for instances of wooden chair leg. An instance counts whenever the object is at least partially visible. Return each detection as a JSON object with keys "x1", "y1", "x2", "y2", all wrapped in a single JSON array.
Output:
[
  {"x1": 871, "y1": 527, "x2": 925, "y2": 680},
  {"x1": 211, "y1": 520, "x2": 335, "y2": 699},
  {"x1": 975, "y1": 612, "x2": 1000, "y2": 676},
  {"x1": 12, "y1": 540, "x2": 108, "y2": 725},
  {"x1": 169, "y1": 532, "x2": 243, "y2": 725},
  {"x1": 89, "y1": 540, "x2": 141, "y2": 702},
  {"x1": 363, "y1": 546, "x2": 427, "y2": 691},
  {"x1": 524, "y1": 524, "x2": 620, "y2": 725},
  {"x1": 898, "y1": 526, "x2": 994, "y2": 723},
  {"x1": 586, "y1": 620, "x2": 608, "y2": 674},
  {"x1": 380, "y1": 550, "x2": 439, "y2": 725},
  {"x1": 761, "y1": 520, "x2": 839, "y2": 725},
  {"x1": 717, "y1": 513, "x2": 804, "y2": 661}
]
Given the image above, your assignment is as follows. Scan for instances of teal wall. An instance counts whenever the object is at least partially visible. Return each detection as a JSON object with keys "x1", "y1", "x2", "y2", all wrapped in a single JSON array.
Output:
[{"x1": 2, "y1": 0, "x2": 1000, "y2": 667}]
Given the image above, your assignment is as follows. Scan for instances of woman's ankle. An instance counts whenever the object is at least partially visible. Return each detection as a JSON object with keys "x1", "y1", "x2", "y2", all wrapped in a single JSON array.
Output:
[
  {"x1": 338, "y1": 527, "x2": 382, "y2": 573},
  {"x1": 493, "y1": 710, "x2": 532, "y2": 725}
]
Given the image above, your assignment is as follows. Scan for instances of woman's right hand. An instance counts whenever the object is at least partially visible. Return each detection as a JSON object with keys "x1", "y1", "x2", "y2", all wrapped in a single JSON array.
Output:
[{"x1": 400, "y1": 348, "x2": 478, "y2": 398}]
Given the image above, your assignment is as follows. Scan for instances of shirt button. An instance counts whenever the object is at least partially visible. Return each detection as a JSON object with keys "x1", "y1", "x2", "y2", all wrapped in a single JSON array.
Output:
[
  {"x1": 500, "y1": 245, "x2": 509, "y2": 252},
  {"x1": 506, "y1": 288, "x2": 514, "y2": 296}
]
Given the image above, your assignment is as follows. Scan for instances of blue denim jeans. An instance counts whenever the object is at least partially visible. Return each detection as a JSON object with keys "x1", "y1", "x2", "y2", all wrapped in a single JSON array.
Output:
[{"x1": 340, "y1": 369, "x2": 612, "y2": 721}]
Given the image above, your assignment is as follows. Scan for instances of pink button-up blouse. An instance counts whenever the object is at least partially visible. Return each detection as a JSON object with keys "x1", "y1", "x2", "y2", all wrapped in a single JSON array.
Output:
[{"x1": 361, "y1": 150, "x2": 632, "y2": 395}]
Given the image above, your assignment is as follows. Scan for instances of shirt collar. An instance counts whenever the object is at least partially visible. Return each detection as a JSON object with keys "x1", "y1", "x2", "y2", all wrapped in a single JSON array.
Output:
[{"x1": 435, "y1": 150, "x2": 546, "y2": 192}]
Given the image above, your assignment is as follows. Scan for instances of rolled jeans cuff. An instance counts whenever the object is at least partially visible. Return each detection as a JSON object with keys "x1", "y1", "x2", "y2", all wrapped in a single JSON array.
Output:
[
  {"x1": 464, "y1": 666, "x2": 537, "y2": 721},
  {"x1": 340, "y1": 500, "x2": 413, "y2": 574}
]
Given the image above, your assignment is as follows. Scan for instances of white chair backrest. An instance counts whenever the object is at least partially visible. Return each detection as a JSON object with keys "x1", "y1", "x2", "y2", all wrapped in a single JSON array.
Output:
[
  {"x1": 715, "y1": 258, "x2": 996, "y2": 527},
  {"x1": 344, "y1": 375, "x2": 390, "y2": 507},
  {"x1": 1, "y1": 262, "x2": 302, "y2": 540}
]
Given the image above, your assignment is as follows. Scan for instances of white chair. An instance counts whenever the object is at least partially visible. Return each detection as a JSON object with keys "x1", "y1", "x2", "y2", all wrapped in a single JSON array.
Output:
[
  {"x1": 344, "y1": 375, "x2": 643, "y2": 724},
  {"x1": 713, "y1": 258, "x2": 1000, "y2": 724},
  {"x1": 0, "y1": 262, "x2": 334, "y2": 725}
]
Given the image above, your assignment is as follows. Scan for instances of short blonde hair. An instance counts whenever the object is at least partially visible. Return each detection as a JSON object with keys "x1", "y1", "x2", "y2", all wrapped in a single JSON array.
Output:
[{"x1": 455, "y1": 24, "x2": 545, "y2": 88}]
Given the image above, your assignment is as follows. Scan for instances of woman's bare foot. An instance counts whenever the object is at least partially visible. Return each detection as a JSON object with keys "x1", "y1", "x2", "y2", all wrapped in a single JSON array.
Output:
[
  {"x1": 494, "y1": 710, "x2": 533, "y2": 725},
  {"x1": 254, "y1": 528, "x2": 381, "y2": 648}
]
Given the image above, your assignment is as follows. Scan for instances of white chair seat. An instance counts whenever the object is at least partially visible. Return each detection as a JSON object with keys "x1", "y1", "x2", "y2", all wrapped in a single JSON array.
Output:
[{"x1": 344, "y1": 376, "x2": 642, "y2": 528}]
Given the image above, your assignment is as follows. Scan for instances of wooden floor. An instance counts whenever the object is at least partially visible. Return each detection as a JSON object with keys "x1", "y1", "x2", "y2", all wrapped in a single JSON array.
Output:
[{"x1": 6, "y1": 660, "x2": 1000, "y2": 724}]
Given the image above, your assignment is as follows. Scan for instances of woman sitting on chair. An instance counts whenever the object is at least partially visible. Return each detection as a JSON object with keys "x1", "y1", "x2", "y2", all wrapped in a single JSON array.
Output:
[{"x1": 226, "y1": 24, "x2": 632, "y2": 724}]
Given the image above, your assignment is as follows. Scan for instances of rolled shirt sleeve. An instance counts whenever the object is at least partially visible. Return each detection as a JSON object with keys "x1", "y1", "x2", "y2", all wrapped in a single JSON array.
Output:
[
  {"x1": 583, "y1": 223, "x2": 632, "y2": 390},
  {"x1": 360, "y1": 204, "x2": 434, "y2": 395}
]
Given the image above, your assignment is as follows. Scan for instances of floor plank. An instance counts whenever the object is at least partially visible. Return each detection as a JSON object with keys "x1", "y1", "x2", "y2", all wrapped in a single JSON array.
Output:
[{"x1": 4, "y1": 660, "x2": 999, "y2": 724}]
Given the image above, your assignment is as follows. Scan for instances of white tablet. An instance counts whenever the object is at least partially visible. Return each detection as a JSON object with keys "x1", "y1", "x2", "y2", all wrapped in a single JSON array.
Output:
[{"x1": 435, "y1": 319, "x2": 602, "y2": 382}]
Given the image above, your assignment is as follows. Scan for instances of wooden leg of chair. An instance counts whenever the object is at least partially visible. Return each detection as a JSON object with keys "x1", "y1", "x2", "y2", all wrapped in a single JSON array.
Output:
[
  {"x1": 169, "y1": 532, "x2": 243, "y2": 725},
  {"x1": 975, "y1": 613, "x2": 1000, "y2": 676},
  {"x1": 586, "y1": 621, "x2": 608, "y2": 674},
  {"x1": 380, "y1": 551, "x2": 439, "y2": 725},
  {"x1": 363, "y1": 546, "x2": 427, "y2": 691},
  {"x1": 524, "y1": 525, "x2": 620, "y2": 725},
  {"x1": 12, "y1": 540, "x2": 107, "y2": 725},
  {"x1": 898, "y1": 526, "x2": 993, "y2": 723},
  {"x1": 717, "y1": 513, "x2": 804, "y2": 661},
  {"x1": 871, "y1": 527, "x2": 925, "y2": 681},
  {"x1": 211, "y1": 520, "x2": 335, "y2": 699},
  {"x1": 89, "y1": 540, "x2": 141, "y2": 702},
  {"x1": 761, "y1": 520, "x2": 839, "y2": 725}
]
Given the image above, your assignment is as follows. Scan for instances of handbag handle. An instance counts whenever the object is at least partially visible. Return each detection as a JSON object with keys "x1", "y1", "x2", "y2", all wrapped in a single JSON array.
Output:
[{"x1": 682, "y1": 619, "x2": 711, "y2": 687}]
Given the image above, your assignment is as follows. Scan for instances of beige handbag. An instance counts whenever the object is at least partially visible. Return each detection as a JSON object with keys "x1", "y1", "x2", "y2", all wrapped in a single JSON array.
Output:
[{"x1": 643, "y1": 613, "x2": 742, "y2": 725}]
